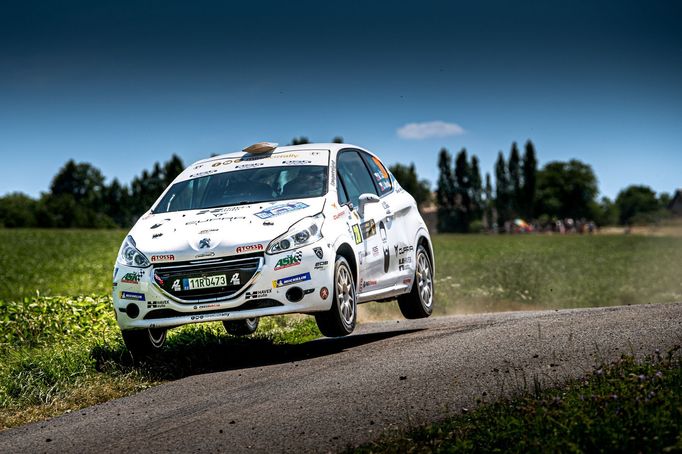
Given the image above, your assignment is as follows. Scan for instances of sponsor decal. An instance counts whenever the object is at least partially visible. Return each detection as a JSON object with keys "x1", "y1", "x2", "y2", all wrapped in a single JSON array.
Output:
[
  {"x1": 351, "y1": 224, "x2": 362, "y2": 244},
  {"x1": 198, "y1": 228, "x2": 219, "y2": 234},
  {"x1": 147, "y1": 300, "x2": 169, "y2": 309},
  {"x1": 195, "y1": 252, "x2": 215, "y2": 259},
  {"x1": 186, "y1": 216, "x2": 246, "y2": 226},
  {"x1": 281, "y1": 160, "x2": 312, "y2": 165},
  {"x1": 361, "y1": 279, "x2": 377, "y2": 289},
  {"x1": 235, "y1": 243, "x2": 264, "y2": 254},
  {"x1": 320, "y1": 287, "x2": 329, "y2": 300},
  {"x1": 403, "y1": 278, "x2": 413, "y2": 285},
  {"x1": 193, "y1": 303, "x2": 221, "y2": 310},
  {"x1": 235, "y1": 162, "x2": 264, "y2": 169},
  {"x1": 172, "y1": 279, "x2": 181, "y2": 291},
  {"x1": 330, "y1": 160, "x2": 336, "y2": 186},
  {"x1": 120, "y1": 291, "x2": 145, "y2": 301},
  {"x1": 274, "y1": 251, "x2": 303, "y2": 270},
  {"x1": 333, "y1": 211, "x2": 346, "y2": 220},
  {"x1": 399, "y1": 256, "x2": 413, "y2": 271},
  {"x1": 199, "y1": 238, "x2": 211, "y2": 249},
  {"x1": 372, "y1": 245, "x2": 380, "y2": 256},
  {"x1": 381, "y1": 201, "x2": 390, "y2": 210},
  {"x1": 150, "y1": 223, "x2": 163, "y2": 229},
  {"x1": 245, "y1": 289, "x2": 272, "y2": 300},
  {"x1": 255, "y1": 202, "x2": 309, "y2": 219},
  {"x1": 230, "y1": 272, "x2": 241, "y2": 285},
  {"x1": 360, "y1": 219, "x2": 377, "y2": 239},
  {"x1": 152, "y1": 233, "x2": 163, "y2": 239},
  {"x1": 314, "y1": 260, "x2": 329, "y2": 270},
  {"x1": 196, "y1": 207, "x2": 242, "y2": 216},
  {"x1": 263, "y1": 221, "x2": 274, "y2": 226},
  {"x1": 272, "y1": 272, "x2": 311, "y2": 288},
  {"x1": 121, "y1": 271, "x2": 144, "y2": 284},
  {"x1": 397, "y1": 245, "x2": 414, "y2": 256},
  {"x1": 151, "y1": 254, "x2": 175, "y2": 262},
  {"x1": 313, "y1": 247, "x2": 324, "y2": 259},
  {"x1": 303, "y1": 288, "x2": 315, "y2": 295},
  {"x1": 189, "y1": 169, "x2": 219, "y2": 178}
]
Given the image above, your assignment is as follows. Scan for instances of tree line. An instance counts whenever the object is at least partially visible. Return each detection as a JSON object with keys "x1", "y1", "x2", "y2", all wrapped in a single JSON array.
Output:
[
  {"x1": 427, "y1": 140, "x2": 672, "y2": 232},
  {"x1": 0, "y1": 156, "x2": 185, "y2": 228},
  {"x1": 0, "y1": 138, "x2": 673, "y2": 229}
]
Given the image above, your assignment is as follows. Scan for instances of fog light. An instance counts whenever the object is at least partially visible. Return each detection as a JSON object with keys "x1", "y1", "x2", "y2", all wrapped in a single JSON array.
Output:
[
  {"x1": 285, "y1": 287, "x2": 304, "y2": 303},
  {"x1": 126, "y1": 303, "x2": 140, "y2": 318}
]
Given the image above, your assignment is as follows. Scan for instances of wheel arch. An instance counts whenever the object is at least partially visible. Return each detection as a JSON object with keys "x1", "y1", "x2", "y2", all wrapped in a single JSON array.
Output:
[
  {"x1": 335, "y1": 241, "x2": 358, "y2": 288},
  {"x1": 414, "y1": 228, "x2": 435, "y2": 276}
]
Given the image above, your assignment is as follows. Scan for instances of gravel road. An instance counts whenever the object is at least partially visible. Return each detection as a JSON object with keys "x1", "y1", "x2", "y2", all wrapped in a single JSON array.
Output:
[{"x1": 1, "y1": 303, "x2": 680, "y2": 453}]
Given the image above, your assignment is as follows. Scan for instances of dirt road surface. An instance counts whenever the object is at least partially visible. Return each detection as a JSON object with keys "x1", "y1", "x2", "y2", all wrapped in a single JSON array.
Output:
[{"x1": 1, "y1": 303, "x2": 680, "y2": 453}]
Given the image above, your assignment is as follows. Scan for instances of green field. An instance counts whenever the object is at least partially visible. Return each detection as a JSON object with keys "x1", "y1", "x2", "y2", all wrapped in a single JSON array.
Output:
[{"x1": 1, "y1": 229, "x2": 681, "y2": 430}]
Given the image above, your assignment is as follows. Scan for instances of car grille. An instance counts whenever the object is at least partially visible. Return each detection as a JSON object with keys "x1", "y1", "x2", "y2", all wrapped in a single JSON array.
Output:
[{"x1": 153, "y1": 253, "x2": 263, "y2": 302}]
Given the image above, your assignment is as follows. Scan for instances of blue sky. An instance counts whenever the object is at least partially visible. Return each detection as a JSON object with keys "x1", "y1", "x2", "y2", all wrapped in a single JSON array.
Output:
[{"x1": 1, "y1": 0, "x2": 680, "y2": 199}]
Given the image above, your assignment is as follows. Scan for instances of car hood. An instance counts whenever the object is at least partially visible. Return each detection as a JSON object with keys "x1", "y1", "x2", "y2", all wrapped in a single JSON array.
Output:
[{"x1": 129, "y1": 198, "x2": 326, "y2": 263}]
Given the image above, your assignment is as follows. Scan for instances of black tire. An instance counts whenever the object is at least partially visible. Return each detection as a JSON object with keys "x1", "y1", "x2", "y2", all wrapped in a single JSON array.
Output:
[
  {"x1": 121, "y1": 328, "x2": 166, "y2": 359},
  {"x1": 398, "y1": 244, "x2": 434, "y2": 319},
  {"x1": 315, "y1": 256, "x2": 357, "y2": 337},
  {"x1": 223, "y1": 317, "x2": 259, "y2": 336}
]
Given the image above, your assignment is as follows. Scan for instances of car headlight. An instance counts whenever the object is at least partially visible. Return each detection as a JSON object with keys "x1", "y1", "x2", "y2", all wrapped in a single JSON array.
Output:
[
  {"x1": 267, "y1": 214, "x2": 324, "y2": 254},
  {"x1": 117, "y1": 235, "x2": 151, "y2": 268}
]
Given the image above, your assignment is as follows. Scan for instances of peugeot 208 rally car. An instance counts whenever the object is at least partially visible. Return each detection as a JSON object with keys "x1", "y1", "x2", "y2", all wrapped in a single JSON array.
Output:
[{"x1": 113, "y1": 142, "x2": 434, "y2": 356}]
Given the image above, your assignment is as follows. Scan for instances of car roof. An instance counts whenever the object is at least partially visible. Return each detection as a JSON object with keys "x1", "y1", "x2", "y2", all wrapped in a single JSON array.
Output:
[{"x1": 190, "y1": 143, "x2": 373, "y2": 168}]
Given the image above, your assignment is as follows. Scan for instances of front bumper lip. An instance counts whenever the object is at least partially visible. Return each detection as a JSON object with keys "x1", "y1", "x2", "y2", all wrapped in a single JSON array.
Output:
[{"x1": 152, "y1": 256, "x2": 265, "y2": 304}]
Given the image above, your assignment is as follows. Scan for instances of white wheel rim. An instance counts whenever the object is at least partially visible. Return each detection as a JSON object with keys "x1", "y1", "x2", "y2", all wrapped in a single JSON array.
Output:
[
  {"x1": 416, "y1": 251, "x2": 433, "y2": 308},
  {"x1": 336, "y1": 264, "x2": 355, "y2": 325}
]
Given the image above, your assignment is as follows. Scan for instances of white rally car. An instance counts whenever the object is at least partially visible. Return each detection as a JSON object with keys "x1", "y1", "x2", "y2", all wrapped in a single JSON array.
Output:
[{"x1": 113, "y1": 142, "x2": 434, "y2": 356}]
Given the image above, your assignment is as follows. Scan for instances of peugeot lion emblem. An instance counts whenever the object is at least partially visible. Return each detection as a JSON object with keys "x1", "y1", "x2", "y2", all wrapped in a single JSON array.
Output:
[{"x1": 199, "y1": 238, "x2": 211, "y2": 249}]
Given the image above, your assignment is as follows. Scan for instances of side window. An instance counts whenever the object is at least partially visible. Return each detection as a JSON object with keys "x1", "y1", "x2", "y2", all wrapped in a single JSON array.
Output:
[
  {"x1": 337, "y1": 151, "x2": 378, "y2": 208},
  {"x1": 362, "y1": 153, "x2": 393, "y2": 195},
  {"x1": 337, "y1": 173, "x2": 349, "y2": 205}
]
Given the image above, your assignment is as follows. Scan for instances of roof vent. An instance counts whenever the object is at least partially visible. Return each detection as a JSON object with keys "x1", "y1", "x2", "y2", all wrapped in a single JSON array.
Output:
[{"x1": 242, "y1": 142, "x2": 278, "y2": 154}]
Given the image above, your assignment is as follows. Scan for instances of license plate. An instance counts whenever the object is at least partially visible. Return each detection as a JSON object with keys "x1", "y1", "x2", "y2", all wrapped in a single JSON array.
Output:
[{"x1": 182, "y1": 274, "x2": 227, "y2": 290}]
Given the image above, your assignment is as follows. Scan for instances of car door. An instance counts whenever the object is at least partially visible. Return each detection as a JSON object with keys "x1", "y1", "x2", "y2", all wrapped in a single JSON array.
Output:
[
  {"x1": 336, "y1": 150, "x2": 393, "y2": 293},
  {"x1": 358, "y1": 152, "x2": 414, "y2": 287}
]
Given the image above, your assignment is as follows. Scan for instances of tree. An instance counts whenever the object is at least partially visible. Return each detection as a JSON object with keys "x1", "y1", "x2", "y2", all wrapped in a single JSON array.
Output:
[
  {"x1": 291, "y1": 137, "x2": 309, "y2": 145},
  {"x1": 594, "y1": 196, "x2": 619, "y2": 226},
  {"x1": 536, "y1": 160, "x2": 598, "y2": 220},
  {"x1": 615, "y1": 185, "x2": 662, "y2": 225},
  {"x1": 50, "y1": 160, "x2": 107, "y2": 210},
  {"x1": 388, "y1": 163, "x2": 432, "y2": 207},
  {"x1": 484, "y1": 173, "x2": 494, "y2": 229},
  {"x1": 453, "y1": 149, "x2": 471, "y2": 232},
  {"x1": 522, "y1": 140, "x2": 537, "y2": 219},
  {"x1": 332, "y1": 136, "x2": 344, "y2": 143},
  {"x1": 163, "y1": 154, "x2": 185, "y2": 187},
  {"x1": 494, "y1": 151, "x2": 511, "y2": 227},
  {"x1": 436, "y1": 148, "x2": 456, "y2": 232},
  {"x1": 508, "y1": 143, "x2": 522, "y2": 217},
  {"x1": 0, "y1": 193, "x2": 38, "y2": 227},
  {"x1": 470, "y1": 155, "x2": 483, "y2": 226}
]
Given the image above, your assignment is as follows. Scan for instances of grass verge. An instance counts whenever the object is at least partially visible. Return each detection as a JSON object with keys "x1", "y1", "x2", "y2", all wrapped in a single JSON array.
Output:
[
  {"x1": 355, "y1": 348, "x2": 682, "y2": 453},
  {"x1": 0, "y1": 295, "x2": 320, "y2": 430}
]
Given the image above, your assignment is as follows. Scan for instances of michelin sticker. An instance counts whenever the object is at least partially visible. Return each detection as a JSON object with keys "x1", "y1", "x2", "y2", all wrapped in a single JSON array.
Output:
[
  {"x1": 272, "y1": 272, "x2": 311, "y2": 288},
  {"x1": 255, "y1": 202, "x2": 309, "y2": 219}
]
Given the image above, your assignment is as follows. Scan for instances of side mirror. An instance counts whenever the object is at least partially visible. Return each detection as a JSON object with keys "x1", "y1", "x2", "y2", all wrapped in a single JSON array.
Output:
[{"x1": 358, "y1": 193, "x2": 380, "y2": 218}]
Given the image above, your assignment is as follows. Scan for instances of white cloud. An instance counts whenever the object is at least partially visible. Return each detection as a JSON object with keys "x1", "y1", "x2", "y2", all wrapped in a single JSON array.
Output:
[{"x1": 397, "y1": 121, "x2": 465, "y2": 140}]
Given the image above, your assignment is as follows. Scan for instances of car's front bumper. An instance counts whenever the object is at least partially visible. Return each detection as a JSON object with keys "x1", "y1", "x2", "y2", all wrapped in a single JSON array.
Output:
[{"x1": 112, "y1": 243, "x2": 334, "y2": 331}]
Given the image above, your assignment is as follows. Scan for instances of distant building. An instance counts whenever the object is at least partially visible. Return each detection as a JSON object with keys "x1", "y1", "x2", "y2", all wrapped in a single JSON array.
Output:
[{"x1": 669, "y1": 189, "x2": 682, "y2": 217}]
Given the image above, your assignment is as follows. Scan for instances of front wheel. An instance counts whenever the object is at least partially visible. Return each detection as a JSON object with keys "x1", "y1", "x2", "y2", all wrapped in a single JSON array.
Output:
[
  {"x1": 223, "y1": 318, "x2": 259, "y2": 336},
  {"x1": 121, "y1": 328, "x2": 167, "y2": 359},
  {"x1": 397, "y1": 244, "x2": 434, "y2": 319},
  {"x1": 315, "y1": 256, "x2": 357, "y2": 337}
]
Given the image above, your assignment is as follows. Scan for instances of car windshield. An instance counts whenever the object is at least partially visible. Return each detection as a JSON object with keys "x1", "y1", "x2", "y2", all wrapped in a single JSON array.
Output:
[{"x1": 153, "y1": 165, "x2": 328, "y2": 213}]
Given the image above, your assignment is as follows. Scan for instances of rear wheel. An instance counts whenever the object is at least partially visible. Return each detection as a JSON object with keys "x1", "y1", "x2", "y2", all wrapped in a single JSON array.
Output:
[
  {"x1": 315, "y1": 256, "x2": 356, "y2": 337},
  {"x1": 398, "y1": 244, "x2": 434, "y2": 319},
  {"x1": 121, "y1": 328, "x2": 166, "y2": 359},
  {"x1": 223, "y1": 317, "x2": 259, "y2": 336}
]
